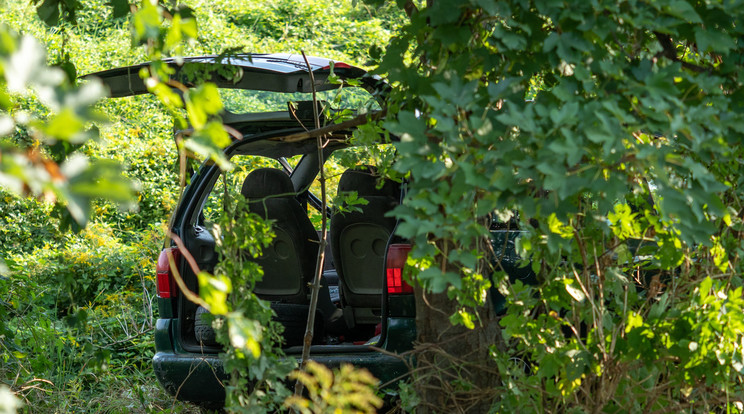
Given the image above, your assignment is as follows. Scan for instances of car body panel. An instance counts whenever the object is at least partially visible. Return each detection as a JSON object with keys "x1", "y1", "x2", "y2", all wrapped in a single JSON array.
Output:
[
  {"x1": 153, "y1": 351, "x2": 226, "y2": 403},
  {"x1": 152, "y1": 314, "x2": 416, "y2": 403}
]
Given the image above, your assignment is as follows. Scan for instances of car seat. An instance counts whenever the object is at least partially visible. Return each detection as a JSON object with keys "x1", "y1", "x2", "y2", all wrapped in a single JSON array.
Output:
[
  {"x1": 242, "y1": 168, "x2": 319, "y2": 304},
  {"x1": 330, "y1": 166, "x2": 400, "y2": 326}
]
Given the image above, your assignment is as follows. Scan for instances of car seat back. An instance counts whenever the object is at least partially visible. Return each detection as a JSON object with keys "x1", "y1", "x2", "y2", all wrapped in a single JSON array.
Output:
[
  {"x1": 242, "y1": 168, "x2": 319, "y2": 304},
  {"x1": 330, "y1": 166, "x2": 399, "y2": 325}
]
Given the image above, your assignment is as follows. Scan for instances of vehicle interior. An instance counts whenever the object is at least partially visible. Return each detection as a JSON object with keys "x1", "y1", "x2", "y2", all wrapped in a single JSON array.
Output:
[{"x1": 173, "y1": 88, "x2": 399, "y2": 353}]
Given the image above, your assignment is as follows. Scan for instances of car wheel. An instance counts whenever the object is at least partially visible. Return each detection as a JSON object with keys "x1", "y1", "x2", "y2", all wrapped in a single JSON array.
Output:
[{"x1": 195, "y1": 306, "x2": 218, "y2": 346}]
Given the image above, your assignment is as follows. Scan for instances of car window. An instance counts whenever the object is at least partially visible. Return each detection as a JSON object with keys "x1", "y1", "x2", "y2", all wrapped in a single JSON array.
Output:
[
  {"x1": 202, "y1": 173, "x2": 227, "y2": 225},
  {"x1": 219, "y1": 87, "x2": 380, "y2": 116}
]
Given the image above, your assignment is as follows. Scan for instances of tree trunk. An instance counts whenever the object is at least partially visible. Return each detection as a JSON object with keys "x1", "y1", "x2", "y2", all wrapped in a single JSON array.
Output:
[{"x1": 412, "y1": 249, "x2": 503, "y2": 413}]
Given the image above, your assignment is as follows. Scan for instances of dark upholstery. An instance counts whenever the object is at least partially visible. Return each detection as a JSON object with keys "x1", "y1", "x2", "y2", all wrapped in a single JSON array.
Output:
[
  {"x1": 242, "y1": 168, "x2": 319, "y2": 304},
  {"x1": 330, "y1": 166, "x2": 399, "y2": 324}
]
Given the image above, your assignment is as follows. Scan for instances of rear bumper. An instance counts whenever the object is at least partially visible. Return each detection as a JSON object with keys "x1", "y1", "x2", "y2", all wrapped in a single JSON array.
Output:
[
  {"x1": 152, "y1": 316, "x2": 414, "y2": 404},
  {"x1": 153, "y1": 318, "x2": 228, "y2": 402},
  {"x1": 153, "y1": 351, "x2": 227, "y2": 403},
  {"x1": 153, "y1": 349, "x2": 411, "y2": 403}
]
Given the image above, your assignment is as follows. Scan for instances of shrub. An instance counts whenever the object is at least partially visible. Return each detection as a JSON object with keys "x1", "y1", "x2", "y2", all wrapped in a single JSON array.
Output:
[
  {"x1": 9, "y1": 222, "x2": 159, "y2": 313},
  {"x1": 0, "y1": 191, "x2": 62, "y2": 256}
]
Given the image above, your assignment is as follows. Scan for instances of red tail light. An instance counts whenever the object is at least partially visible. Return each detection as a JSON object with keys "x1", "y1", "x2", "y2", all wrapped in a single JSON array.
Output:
[
  {"x1": 386, "y1": 244, "x2": 413, "y2": 294},
  {"x1": 156, "y1": 247, "x2": 180, "y2": 299},
  {"x1": 321, "y1": 62, "x2": 352, "y2": 70}
]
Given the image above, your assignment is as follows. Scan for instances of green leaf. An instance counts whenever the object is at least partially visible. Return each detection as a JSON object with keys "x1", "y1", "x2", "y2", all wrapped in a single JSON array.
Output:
[
  {"x1": 711, "y1": 238, "x2": 729, "y2": 272},
  {"x1": 148, "y1": 82, "x2": 184, "y2": 110},
  {"x1": 449, "y1": 309, "x2": 475, "y2": 329},
  {"x1": 699, "y1": 277, "x2": 712, "y2": 302},
  {"x1": 547, "y1": 213, "x2": 573, "y2": 239},
  {"x1": 625, "y1": 312, "x2": 644, "y2": 333},
  {"x1": 648, "y1": 293, "x2": 669, "y2": 321},
  {"x1": 494, "y1": 26, "x2": 527, "y2": 50},
  {"x1": 615, "y1": 243, "x2": 632, "y2": 264},
  {"x1": 131, "y1": 1, "x2": 162, "y2": 45},
  {"x1": 386, "y1": 110, "x2": 427, "y2": 147},
  {"x1": 657, "y1": 232, "x2": 684, "y2": 269},
  {"x1": 36, "y1": 0, "x2": 61, "y2": 26},
  {"x1": 663, "y1": 0, "x2": 702, "y2": 23},
  {"x1": 584, "y1": 127, "x2": 612, "y2": 145},
  {"x1": 427, "y1": 0, "x2": 462, "y2": 25},
  {"x1": 334, "y1": 191, "x2": 369, "y2": 214},
  {"x1": 108, "y1": 0, "x2": 130, "y2": 19},
  {"x1": 185, "y1": 83, "x2": 223, "y2": 129},
  {"x1": 164, "y1": 12, "x2": 197, "y2": 52},
  {"x1": 183, "y1": 121, "x2": 233, "y2": 170},
  {"x1": 34, "y1": 109, "x2": 85, "y2": 143},
  {"x1": 564, "y1": 279, "x2": 586, "y2": 303},
  {"x1": 227, "y1": 314, "x2": 262, "y2": 359},
  {"x1": 694, "y1": 27, "x2": 736, "y2": 54},
  {"x1": 473, "y1": 0, "x2": 501, "y2": 15},
  {"x1": 0, "y1": 385, "x2": 22, "y2": 414},
  {"x1": 197, "y1": 271, "x2": 232, "y2": 315},
  {"x1": 608, "y1": 204, "x2": 640, "y2": 239},
  {"x1": 418, "y1": 268, "x2": 461, "y2": 293}
]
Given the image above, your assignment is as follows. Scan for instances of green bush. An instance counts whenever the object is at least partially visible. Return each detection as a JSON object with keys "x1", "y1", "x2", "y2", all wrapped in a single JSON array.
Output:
[
  {"x1": 0, "y1": 0, "x2": 404, "y2": 411},
  {"x1": 8, "y1": 222, "x2": 159, "y2": 313},
  {"x1": 0, "y1": 191, "x2": 62, "y2": 256},
  {"x1": 215, "y1": 0, "x2": 402, "y2": 64},
  {"x1": 86, "y1": 96, "x2": 180, "y2": 236},
  {"x1": 0, "y1": 221, "x2": 187, "y2": 412}
]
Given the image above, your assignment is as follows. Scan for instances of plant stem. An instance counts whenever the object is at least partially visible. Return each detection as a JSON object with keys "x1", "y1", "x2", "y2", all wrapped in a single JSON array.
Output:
[{"x1": 295, "y1": 50, "x2": 328, "y2": 396}]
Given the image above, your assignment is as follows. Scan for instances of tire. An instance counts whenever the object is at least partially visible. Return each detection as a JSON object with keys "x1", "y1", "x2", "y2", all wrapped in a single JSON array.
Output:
[{"x1": 195, "y1": 306, "x2": 218, "y2": 346}]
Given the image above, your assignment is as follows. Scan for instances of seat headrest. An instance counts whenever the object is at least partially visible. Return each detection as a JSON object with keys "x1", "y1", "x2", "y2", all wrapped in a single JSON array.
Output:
[
  {"x1": 338, "y1": 165, "x2": 399, "y2": 199},
  {"x1": 241, "y1": 168, "x2": 295, "y2": 199}
]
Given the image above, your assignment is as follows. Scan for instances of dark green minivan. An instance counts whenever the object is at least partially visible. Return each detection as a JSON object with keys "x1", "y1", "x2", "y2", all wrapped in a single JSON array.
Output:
[
  {"x1": 89, "y1": 54, "x2": 532, "y2": 409},
  {"x1": 90, "y1": 54, "x2": 419, "y2": 407}
]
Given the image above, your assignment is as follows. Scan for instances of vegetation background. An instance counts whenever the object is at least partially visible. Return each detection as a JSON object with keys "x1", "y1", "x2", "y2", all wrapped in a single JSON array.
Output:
[
  {"x1": 5, "y1": 0, "x2": 744, "y2": 413},
  {"x1": 0, "y1": 0, "x2": 401, "y2": 412}
]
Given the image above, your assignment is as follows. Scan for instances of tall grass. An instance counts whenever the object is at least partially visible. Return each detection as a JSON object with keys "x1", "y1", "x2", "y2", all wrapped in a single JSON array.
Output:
[{"x1": 0, "y1": 0, "x2": 401, "y2": 412}]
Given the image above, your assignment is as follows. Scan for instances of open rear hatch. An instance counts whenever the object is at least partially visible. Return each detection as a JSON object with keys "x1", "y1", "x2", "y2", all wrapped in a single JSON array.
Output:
[
  {"x1": 85, "y1": 53, "x2": 381, "y2": 151},
  {"x1": 87, "y1": 54, "x2": 391, "y2": 353},
  {"x1": 86, "y1": 53, "x2": 370, "y2": 97}
]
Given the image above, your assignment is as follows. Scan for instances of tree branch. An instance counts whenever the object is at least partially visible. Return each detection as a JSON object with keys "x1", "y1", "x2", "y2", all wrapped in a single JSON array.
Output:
[
  {"x1": 279, "y1": 109, "x2": 386, "y2": 143},
  {"x1": 653, "y1": 31, "x2": 709, "y2": 73},
  {"x1": 403, "y1": 0, "x2": 418, "y2": 18}
]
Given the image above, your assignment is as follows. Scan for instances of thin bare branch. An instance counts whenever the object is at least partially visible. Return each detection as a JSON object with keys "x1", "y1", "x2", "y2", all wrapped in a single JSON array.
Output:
[
  {"x1": 280, "y1": 109, "x2": 386, "y2": 143},
  {"x1": 168, "y1": 233, "x2": 210, "y2": 310},
  {"x1": 403, "y1": 0, "x2": 418, "y2": 18},
  {"x1": 295, "y1": 50, "x2": 330, "y2": 396}
]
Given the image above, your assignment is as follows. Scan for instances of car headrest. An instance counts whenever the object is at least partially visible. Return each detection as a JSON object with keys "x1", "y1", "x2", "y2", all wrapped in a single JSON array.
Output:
[
  {"x1": 241, "y1": 168, "x2": 295, "y2": 199},
  {"x1": 338, "y1": 165, "x2": 399, "y2": 199}
]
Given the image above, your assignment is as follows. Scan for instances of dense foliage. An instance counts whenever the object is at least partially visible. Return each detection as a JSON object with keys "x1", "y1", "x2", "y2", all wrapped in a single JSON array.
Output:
[
  {"x1": 5, "y1": 0, "x2": 744, "y2": 412},
  {"x1": 375, "y1": 0, "x2": 744, "y2": 412},
  {"x1": 0, "y1": 0, "x2": 400, "y2": 412}
]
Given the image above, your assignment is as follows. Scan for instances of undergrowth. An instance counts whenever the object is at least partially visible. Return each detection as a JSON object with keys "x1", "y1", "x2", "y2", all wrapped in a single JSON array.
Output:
[{"x1": 0, "y1": 0, "x2": 400, "y2": 412}]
